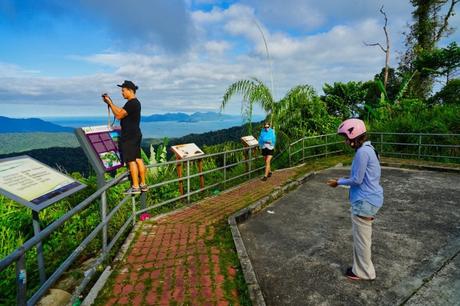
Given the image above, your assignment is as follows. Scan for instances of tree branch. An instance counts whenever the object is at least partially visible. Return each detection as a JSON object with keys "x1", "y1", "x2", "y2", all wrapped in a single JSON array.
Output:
[
  {"x1": 435, "y1": 0, "x2": 459, "y2": 41},
  {"x1": 363, "y1": 42, "x2": 386, "y2": 53}
]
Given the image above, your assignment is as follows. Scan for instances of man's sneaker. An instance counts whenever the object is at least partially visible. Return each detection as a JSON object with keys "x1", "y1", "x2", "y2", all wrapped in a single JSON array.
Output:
[
  {"x1": 345, "y1": 267, "x2": 361, "y2": 280},
  {"x1": 268, "y1": 171, "x2": 273, "y2": 177},
  {"x1": 261, "y1": 176, "x2": 268, "y2": 182},
  {"x1": 124, "y1": 186, "x2": 141, "y2": 195},
  {"x1": 140, "y1": 184, "x2": 149, "y2": 192}
]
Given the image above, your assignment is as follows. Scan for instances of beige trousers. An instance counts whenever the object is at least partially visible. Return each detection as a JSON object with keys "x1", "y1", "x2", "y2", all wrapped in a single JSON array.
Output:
[{"x1": 351, "y1": 213, "x2": 376, "y2": 280}]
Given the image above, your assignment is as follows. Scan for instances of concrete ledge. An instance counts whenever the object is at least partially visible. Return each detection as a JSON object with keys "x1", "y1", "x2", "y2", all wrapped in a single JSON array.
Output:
[
  {"x1": 380, "y1": 161, "x2": 460, "y2": 173},
  {"x1": 228, "y1": 172, "x2": 315, "y2": 306}
]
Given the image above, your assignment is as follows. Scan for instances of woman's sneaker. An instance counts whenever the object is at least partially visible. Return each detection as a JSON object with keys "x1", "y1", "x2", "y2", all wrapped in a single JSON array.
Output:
[
  {"x1": 345, "y1": 267, "x2": 361, "y2": 280},
  {"x1": 268, "y1": 171, "x2": 273, "y2": 177}
]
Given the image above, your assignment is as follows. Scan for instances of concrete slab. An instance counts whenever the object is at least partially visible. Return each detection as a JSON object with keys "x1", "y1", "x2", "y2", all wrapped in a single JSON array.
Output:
[{"x1": 238, "y1": 167, "x2": 460, "y2": 306}]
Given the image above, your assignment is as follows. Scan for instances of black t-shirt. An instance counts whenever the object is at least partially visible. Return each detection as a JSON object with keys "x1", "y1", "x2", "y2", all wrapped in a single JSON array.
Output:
[{"x1": 121, "y1": 98, "x2": 141, "y2": 139}]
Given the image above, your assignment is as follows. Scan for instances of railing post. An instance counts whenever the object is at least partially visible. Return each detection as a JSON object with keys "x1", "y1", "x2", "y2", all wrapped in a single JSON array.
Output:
[
  {"x1": 248, "y1": 148, "x2": 252, "y2": 179},
  {"x1": 302, "y1": 138, "x2": 305, "y2": 162},
  {"x1": 325, "y1": 135, "x2": 329, "y2": 158},
  {"x1": 97, "y1": 175, "x2": 108, "y2": 254},
  {"x1": 32, "y1": 211, "x2": 46, "y2": 285},
  {"x1": 131, "y1": 197, "x2": 137, "y2": 226},
  {"x1": 187, "y1": 159, "x2": 191, "y2": 204},
  {"x1": 418, "y1": 135, "x2": 422, "y2": 159},
  {"x1": 223, "y1": 151, "x2": 227, "y2": 190},
  {"x1": 16, "y1": 253, "x2": 27, "y2": 306},
  {"x1": 288, "y1": 144, "x2": 291, "y2": 167},
  {"x1": 380, "y1": 133, "x2": 383, "y2": 155}
]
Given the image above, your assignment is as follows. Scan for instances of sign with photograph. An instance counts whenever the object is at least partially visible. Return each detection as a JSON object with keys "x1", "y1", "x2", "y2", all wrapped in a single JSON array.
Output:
[
  {"x1": 171, "y1": 143, "x2": 204, "y2": 159},
  {"x1": 0, "y1": 156, "x2": 86, "y2": 211},
  {"x1": 241, "y1": 135, "x2": 258, "y2": 147},
  {"x1": 82, "y1": 125, "x2": 123, "y2": 171}
]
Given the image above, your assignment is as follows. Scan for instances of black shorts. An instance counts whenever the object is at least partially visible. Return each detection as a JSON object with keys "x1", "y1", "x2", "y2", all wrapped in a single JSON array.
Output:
[
  {"x1": 262, "y1": 148, "x2": 274, "y2": 156},
  {"x1": 120, "y1": 134, "x2": 142, "y2": 163}
]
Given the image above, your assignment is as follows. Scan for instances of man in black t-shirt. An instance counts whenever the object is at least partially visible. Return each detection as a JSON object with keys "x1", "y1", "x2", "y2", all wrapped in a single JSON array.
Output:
[{"x1": 102, "y1": 80, "x2": 147, "y2": 194}]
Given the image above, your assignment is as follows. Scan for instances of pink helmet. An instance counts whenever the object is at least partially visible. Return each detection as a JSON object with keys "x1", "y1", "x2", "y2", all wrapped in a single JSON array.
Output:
[{"x1": 337, "y1": 118, "x2": 366, "y2": 140}]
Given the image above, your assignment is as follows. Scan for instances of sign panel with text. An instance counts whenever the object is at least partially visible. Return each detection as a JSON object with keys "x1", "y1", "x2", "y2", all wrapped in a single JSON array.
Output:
[
  {"x1": 171, "y1": 143, "x2": 204, "y2": 159},
  {"x1": 81, "y1": 125, "x2": 123, "y2": 171},
  {"x1": 0, "y1": 156, "x2": 86, "y2": 211},
  {"x1": 241, "y1": 135, "x2": 259, "y2": 147}
]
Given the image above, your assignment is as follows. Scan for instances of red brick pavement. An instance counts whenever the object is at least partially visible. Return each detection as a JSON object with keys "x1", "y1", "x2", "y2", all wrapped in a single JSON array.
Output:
[{"x1": 99, "y1": 169, "x2": 296, "y2": 305}]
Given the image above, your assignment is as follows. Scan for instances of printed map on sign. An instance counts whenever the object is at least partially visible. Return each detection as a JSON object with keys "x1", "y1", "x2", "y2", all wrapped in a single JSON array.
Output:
[
  {"x1": 171, "y1": 143, "x2": 204, "y2": 159},
  {"x1": 82, "y1": 125, "x2": 123, "y2": 171}
]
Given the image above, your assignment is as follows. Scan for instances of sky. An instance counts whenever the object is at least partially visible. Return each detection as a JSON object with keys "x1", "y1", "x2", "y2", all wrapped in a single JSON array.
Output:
[{"x1": 0, "y1": 0, "x2": 458, "y2": 118}]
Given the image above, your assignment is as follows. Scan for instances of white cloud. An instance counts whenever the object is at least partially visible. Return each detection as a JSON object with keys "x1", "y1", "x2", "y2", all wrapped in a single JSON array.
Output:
[{"x1": 1, "y1": 0, "x2": 457, "y2": 117}]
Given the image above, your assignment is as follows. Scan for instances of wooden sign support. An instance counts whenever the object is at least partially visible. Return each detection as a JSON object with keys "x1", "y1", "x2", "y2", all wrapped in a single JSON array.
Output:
[
  {"x1": 241, "y1": 136, "x2": 259, "y2": 174},
  {"x1": 170, "y1": 143, "x2": 205, "y2": 198}
]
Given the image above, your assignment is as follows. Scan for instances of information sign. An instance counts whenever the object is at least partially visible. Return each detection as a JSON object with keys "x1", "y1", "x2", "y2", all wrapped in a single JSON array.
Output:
[
  {"x1": 241, "y1": 135, "x2": 259, "y2": 147},
  {"x1": 171, "y1": 143, "x2": 204, "y2": 159},
  {"x1": 81, "y1": 125, "x2": 123, "y2": 171},
  {"x1": 0, "y1": 156, "x2": 86, "y2": 211}
]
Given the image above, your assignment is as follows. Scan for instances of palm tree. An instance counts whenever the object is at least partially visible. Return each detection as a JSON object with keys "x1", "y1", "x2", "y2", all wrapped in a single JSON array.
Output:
[
  {"x1": 220, "y1": 78, "x2": 274, "y2": 134},
  {"x1": 221, "y1": 78, "x2": 326, "y2": 139}
]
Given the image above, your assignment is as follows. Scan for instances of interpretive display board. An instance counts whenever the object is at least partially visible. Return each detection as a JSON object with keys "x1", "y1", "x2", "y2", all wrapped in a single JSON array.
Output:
[
  {"x1": 75, "y1": 125, "x2": 123, "y2": 173},
  {"x1": 0, "y1": 156, "x2": 86, "y2": 211},
  {"x1": 170, "y1": 143, "x2": 205, "y2": 196},
  {"x1": 171, "y1": 143, "x2": 204, "y2": 159},
  {"x1": 241, "y1": 135, "x2": 258, "y2": 147}
]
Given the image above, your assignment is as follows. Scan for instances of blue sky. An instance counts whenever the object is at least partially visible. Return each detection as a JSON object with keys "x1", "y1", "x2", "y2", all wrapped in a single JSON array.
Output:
[{"x1": 0, "y1": 0, "x2": 458, "y2": 118}]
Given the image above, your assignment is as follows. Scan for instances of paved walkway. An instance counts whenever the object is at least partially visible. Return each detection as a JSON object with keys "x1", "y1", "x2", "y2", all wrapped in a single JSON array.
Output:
[
  {"x1": 96, "y1": 169, "x2": 296, "y2": 305},
  {"x1": 239, "y1": 166, "x2": 460, "y2": 306}
]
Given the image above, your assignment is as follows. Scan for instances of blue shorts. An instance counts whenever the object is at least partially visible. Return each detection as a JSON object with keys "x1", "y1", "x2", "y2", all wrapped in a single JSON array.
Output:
[{"x1": 351, "y1": 200, "x2": 380, "y2": 217}]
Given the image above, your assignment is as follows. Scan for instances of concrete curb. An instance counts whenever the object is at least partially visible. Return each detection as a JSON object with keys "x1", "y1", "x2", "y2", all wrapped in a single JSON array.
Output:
[
  {"x1": 380, "y1": 161, "x2": 460, "y2": 173},
  {"x1": 228, "y1": 171, "x2": 316, "y2": 306}
]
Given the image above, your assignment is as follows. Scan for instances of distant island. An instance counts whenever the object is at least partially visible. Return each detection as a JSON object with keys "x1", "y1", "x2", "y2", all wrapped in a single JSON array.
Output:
[
  {"x1": 142, "y1": 112, "x2": 236, "y2": 123},
  {"x1": 0, "y1": 116, "x2": 73, "y2": 133},
  {"x1": 0, "y1": 112, "x2": 239, "y2": 134}
]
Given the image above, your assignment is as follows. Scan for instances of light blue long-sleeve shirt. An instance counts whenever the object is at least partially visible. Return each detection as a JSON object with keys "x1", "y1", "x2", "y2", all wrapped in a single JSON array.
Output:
[
  {"x1": 337, "y1": 141, "x2": 384, "y2": 207},
  {"x1": 258, "y1": 128, "x2": 276, "y2": 149}
]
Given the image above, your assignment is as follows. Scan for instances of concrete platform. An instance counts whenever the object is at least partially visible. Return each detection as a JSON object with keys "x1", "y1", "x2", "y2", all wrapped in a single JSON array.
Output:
[{"x1": 238, "y1": 167, "x2": 460, "y2": 306}]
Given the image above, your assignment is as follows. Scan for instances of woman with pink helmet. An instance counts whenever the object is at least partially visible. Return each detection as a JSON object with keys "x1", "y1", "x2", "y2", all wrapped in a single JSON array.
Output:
[{"x1": 327, "y1": 118, "x2": 383, "y2": 281}]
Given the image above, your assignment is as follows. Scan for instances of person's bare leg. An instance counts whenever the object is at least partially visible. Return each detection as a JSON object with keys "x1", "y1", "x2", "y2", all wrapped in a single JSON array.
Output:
[
  {"x1": 265, "y1": 155, "x2": 273, "y2": 177},
  {"x1": 135, "y1": 158, "x2": 146, "y2": 185},
  {"x1": 128, "y1": 161, "x2": 139, "y2": 187}
]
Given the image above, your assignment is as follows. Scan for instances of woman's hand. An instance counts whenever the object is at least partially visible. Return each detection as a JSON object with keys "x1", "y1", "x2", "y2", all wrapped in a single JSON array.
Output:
[{"x1": 327, "y1": 179, "x2": 338, "y2": 188}]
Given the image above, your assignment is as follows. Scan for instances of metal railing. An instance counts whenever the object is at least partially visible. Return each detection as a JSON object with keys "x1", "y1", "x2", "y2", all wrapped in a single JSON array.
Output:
[
  {"x1": 0, "y1": 145, "x2": 264, "y2": 306},
  {"x1": 288, "y1": 133, "x2": 344, "y2": 166},
  {"x1": 287, "y1": 132, "x2": 460, "y2": 166},
  {"x1": 368, "y1": 132, "x2": 460, "y2": 162}
]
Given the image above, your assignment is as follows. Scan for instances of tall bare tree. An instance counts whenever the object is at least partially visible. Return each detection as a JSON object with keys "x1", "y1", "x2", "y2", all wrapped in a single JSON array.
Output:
[{"x1": 364, "y1": 6, "x2": 391, "y2": 88}]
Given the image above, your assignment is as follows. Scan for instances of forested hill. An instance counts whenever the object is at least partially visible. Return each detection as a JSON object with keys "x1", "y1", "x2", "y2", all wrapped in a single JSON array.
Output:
[
  {"x1": 145, "y1": 121, "x2": 261, "y2": 148},
  {"x1": 0, "y1": 116, "x2": 73, "y2": 133},
  {"x1": 0, "y1": 121, "x2": 262, "y2": 175}
]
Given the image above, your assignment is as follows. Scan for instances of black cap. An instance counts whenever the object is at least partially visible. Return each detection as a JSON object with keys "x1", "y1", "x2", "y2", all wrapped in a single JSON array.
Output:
[{"x1": 117, "y1": 80, "x2": 138, "y2": 91}]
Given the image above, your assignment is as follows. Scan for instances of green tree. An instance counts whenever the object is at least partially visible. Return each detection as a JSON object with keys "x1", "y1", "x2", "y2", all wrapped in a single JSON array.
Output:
[
  {"x1": 221, "y1": 79, "x2": 337, "y2": 143},
  {"x1": 400, "y1": 0, "x2": 459, "y2": 98},
  {"x1": 220, "y1": 78, "x2": 274, "y2": 134},
  {"x1": 321, "y1": 81, "x2": 367, "y2": 119},
  {"x1": 430, "y1": 78, "x2": 460, "y2": 104},
  {"x1": 415, "y1": 42, "x2": 460, "y2": 83}
]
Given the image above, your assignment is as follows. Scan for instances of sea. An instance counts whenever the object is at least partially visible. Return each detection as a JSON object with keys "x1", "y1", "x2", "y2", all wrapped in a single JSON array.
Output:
[{"x1": 45, "y1": 115, "x2": 265, "y2": 139}]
